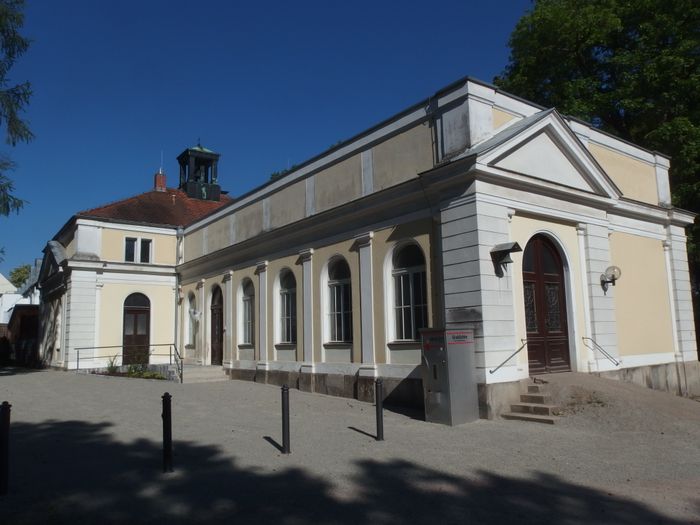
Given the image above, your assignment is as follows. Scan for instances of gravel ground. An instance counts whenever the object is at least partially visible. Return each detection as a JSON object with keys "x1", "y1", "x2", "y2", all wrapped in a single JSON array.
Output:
[{"x1": 1, "y1": 368, "x2": 699, "y2": 524}]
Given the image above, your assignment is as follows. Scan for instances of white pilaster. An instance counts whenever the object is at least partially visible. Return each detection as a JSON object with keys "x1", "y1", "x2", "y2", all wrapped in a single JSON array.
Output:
[
  {"x1": 576, "y1": 224, "x2": 595, "y2": 369},
  {"x1": 299, "y1": 249, "x2": 314, "y2": 364},
  {"x1": 583, "y1": 224, "x2": 619, "y2": 367},
  {"x1": 256, "y1": 261, "x2": 268, "y2": 362},
  {"x1": 224, "y1": 270, "x2": 234, "y2": 363},
  {"x1": 197, "y1": 278, "x2": 205, "y2": 364},
  {"x1": 666, "y1": 225, "x2": 697, "y2": 361},
  {"x1": 355, "y1": 232, "x2": 375, "y2": 364}
]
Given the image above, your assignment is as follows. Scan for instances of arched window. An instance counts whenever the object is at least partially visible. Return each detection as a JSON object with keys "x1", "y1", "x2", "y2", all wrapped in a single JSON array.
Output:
[
  {"x1": 279, "y1": 270, "x2": 297, "y2": 344},
  {"x1": 123, "y1": 293, "x2": 150, "y2": 365},
  {"x1": 241, "y1": 279, "x2": 255, "y2": 345},
  {"x1": 328, "y1": 258, "x2": 352, "y2": 342},
  {"x1": 392, "y1": 244, "x2": 427, "y2": 341}
]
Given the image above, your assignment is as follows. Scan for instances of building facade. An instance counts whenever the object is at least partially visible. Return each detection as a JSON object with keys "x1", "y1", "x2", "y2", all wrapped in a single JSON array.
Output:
[{"x1": 38, "y1": 77, "x2": 699, "y2": 417}]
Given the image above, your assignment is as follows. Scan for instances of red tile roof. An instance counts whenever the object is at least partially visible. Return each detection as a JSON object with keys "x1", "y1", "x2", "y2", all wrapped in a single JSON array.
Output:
[{"x1": 77, "y1": 188, "x2": 231, "y2": 227}]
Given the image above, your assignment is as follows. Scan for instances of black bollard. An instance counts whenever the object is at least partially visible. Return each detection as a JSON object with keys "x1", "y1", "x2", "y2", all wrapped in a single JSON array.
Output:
[
  {"x1": 281, "y1": 384, "x2": 290, "y2": 454},
  {"x1": 375, "y1": 378, "x2": 384, "y2": 441},
  {"x1": 0, "y1": 401, "x2": 10, "y2": 495},
  {"x1": 161, "y1": 393, "x2": 173, "y2": 472}
]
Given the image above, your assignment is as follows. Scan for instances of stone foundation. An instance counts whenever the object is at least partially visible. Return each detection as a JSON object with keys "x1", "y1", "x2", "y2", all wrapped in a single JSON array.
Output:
[
  {"x1": 478, "y1": 379, "x2": 528, "y2": 419},
  {"x1": 227, "y1": 367, "x2": 424, "y2": 408},
  {"x1": 595, "y1": 360, "x2": 700, "y2": 397}
]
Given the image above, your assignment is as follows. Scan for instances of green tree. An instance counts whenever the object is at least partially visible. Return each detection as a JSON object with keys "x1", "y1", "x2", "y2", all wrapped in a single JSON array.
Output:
[
  {"x1": 9, "y1": 262, "x2": 29, "y2": 287},
  {"x1": 0, "y1": 0, "x2": 32, "y2": 217},
  {"x1": 495, "y1": 0, "x2": 700, "y2": 246}
]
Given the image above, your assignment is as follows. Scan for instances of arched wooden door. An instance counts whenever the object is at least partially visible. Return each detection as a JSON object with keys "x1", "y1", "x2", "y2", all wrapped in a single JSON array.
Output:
[
  {"x1": 211, "y1": 287, "x2": 223, "y2": 366},
  {"x1": 522, "y1": 235, "x2": 571, "y2": 374},
  {"x1": 123, "y1": 293, "x2": 150, "y2": 365}
]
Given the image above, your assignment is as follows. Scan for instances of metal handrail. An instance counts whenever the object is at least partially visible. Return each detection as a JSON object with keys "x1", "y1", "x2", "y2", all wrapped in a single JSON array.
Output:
[
  {"x1": 171, "y1": 343, "x2": 183, "y2": 383},
  {"x1": 74, "y1": 343, "x2": 183, "y2": 382},
  {"x1": 489, "y1": 339, "x2": 528, "y2": 375},
  {"x1": 581, "y1": 337, "x2": 620, "y2": 367}
]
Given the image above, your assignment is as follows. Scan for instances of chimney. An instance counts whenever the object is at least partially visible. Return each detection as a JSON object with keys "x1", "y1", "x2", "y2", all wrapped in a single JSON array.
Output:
[{"x1": 154, "y1": 169, "x2": 166, "y2": 192}]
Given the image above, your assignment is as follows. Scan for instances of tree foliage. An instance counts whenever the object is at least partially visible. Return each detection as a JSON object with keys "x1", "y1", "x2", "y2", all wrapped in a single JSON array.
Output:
[
  {"x1": 9, "y1": 262, "x2": 29, "y2": 287},
  {"x1": 495, "y1": 0, "x2": 700, "y2": 248},
  {"x1": 0, "y1": 0, "x2": 32, "y2": 217}
]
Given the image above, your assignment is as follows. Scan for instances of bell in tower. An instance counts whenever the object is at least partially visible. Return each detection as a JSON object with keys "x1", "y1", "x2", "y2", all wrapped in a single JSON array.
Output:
[{"x1": 177, "y1": 143, "x2": 221, "y2": 201}]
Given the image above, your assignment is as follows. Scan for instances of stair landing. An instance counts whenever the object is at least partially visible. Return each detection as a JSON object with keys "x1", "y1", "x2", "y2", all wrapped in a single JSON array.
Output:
[{"x1": 182, "y1": 365, "x2": 229, "y2": 384}]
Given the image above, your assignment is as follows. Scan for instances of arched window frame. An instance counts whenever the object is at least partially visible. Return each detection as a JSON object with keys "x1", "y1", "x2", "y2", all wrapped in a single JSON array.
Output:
[
  {"x1": 324, "y1": 257, "x2": 352, "y2": 343},
  {"x1": 276, "y1": 269, "x2": 297, "y2": 344},
  {"x1": 388, "y1": 243, "x2": 427, "y2": 342},
  {"x1": 238, "y1": 279, "x2": 255, "y2": 346}
]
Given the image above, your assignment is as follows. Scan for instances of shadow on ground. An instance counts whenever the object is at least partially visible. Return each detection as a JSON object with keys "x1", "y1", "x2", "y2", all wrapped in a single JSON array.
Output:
[
  {"x1": 3, "y1": 419, "x2": 694, "y2": 524},
  {"x1": 0, "y1": 366, "x2": 45, "y2": 377}
]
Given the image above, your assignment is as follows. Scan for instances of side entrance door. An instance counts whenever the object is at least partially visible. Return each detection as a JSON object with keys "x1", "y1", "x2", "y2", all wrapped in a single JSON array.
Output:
[
  {"x1": 522, "y1": 235, "x2": 571, "y2": 374},
  {"x1": 211, "y1": 287, "x2": 223, "y2": 366},
  {"x1": 123, "y1": 293, "x2": 150, "y2": 365}
]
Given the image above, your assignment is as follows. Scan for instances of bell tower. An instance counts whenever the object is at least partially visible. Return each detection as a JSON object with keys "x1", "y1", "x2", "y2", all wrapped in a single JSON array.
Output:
[{"x1": 177, "y1": 143, "x2": 221, "y2": 201}]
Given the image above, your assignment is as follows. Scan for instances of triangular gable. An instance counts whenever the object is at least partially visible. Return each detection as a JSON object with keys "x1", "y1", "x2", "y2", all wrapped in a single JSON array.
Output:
[
  {"x1": 475, "y1": 109, "x2": 621, "y2": 198},
  {"x1": 38, "y1": 241, "x2": 68, "y2": 299}
]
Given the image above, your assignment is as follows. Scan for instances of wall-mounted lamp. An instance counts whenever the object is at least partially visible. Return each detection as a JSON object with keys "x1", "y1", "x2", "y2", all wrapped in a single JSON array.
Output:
[
  {"x1": 600, "y1": 266, "x2": 622, "y2": 294},
  {"x1": 491, "y1": 242, "x2": 522, "y2": 277}
]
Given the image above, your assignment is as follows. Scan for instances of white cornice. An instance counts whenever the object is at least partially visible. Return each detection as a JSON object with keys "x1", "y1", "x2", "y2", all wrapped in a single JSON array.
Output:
[
  {"x1": 66, "y1": 260, "x2": 176, "y2": 275},
  {"x1": 76, "y1": 218, "x2": 176, "y2": 236}
]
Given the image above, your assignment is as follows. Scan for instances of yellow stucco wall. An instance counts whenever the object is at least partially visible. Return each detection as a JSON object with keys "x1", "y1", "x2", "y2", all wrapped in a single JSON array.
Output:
[
  {"x1": 609, "y1": 232, "x2": 675, "y2": 356},
  {"x1": 97, "y1": 282, "x2": 175, "y2": 359},
  {"x1": 493, "y1": 108, "x2": 518, "y2": 129},
  {"x1": 266, "y1": 256, "x2": 303, "y2": 362},
  {"x1": 587, "y1": 143, "x2": 658, "y2": 205},
  {"x1": 311, "y1": 239, "x2": 361, "y2": 364},
  {"x1": 178, "y1": 218, "x2": 433, "y2": 367},
  {"x1": 102, "y1": 228, "x2": 176, "y2": 265},
  {"x1": 510, "y1": 215, "x2": 586, "y2": 370},
  {"x1": 314, "y1": 155, "x2": 362, "y2": 213},
  {"x1": 373, "y1": 124, "x2": 434, "y2": 191},
  {"x1": 372, "y1": 219, "x2": 433, "y2": 365}
]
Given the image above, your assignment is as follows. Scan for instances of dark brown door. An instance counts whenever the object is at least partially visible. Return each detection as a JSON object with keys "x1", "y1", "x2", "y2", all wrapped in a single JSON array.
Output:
[
  {"x1": 211, "y1": 287, "x2": 223, "y2": 366},
  {"x1": 123, "y1": 293, "x2": 150, "y2": 365},
  {"x1": 522, "y1": 235, "x2": 571, "y2": 374}
]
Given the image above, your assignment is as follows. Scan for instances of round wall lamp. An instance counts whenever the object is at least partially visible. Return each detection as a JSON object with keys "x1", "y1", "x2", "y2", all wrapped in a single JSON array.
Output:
[{"x1": 600, "y1": 266, "x2": 622, "y2": 294}]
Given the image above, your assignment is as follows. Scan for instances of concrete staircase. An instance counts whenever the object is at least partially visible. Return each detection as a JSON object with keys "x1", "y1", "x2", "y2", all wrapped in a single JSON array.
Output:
[
  {"x1": 502, "y1": 383, "x2": 560, "y2": 424},
  {"x1": 182, "y1": 365, "x2": 229, "y2": 384}
]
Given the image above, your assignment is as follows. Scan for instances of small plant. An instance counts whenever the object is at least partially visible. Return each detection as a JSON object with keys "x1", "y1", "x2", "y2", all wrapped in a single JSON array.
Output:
[
  {"x1": 125, "y1": 364, "x2": 165, "y2": 380},
  {"x1": 127, "y1": 364, "x2": 147, "y2": 377},
  {"x1": 106, "y1": 355, "x2": 119, "y2": 374}
]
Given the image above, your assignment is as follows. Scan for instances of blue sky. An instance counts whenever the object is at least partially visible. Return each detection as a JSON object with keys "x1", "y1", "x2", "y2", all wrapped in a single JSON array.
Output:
[{"x1": 0, "y1": 0, "x2": 532, "y2": 277}]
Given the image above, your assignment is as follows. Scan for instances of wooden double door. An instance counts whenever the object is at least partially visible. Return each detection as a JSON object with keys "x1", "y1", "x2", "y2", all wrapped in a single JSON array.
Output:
[
  {"x1": 210, "y1": 287, "x2": 223, "y2": 366},
  {"x1": 522, "y1": 235, "x2": 571, "y2": 374},
  {"x1": 123, "y1": 293, "x2": 150, "y2": 365}
]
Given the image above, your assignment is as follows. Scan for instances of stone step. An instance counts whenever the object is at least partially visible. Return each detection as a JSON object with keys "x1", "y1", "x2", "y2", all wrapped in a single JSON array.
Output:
[
  {"x1": 182, "y1": 365, "x2": 229, "y2": 384},
  {"x1": 510, "y1": 402, "x2": 559, "y2": 416},
  {"x1": 520, "y1": 393, "x2": 551, "y2": 404},
  {"x1": 501, "y1": 412, "x2": 558, "y2": 425},
  {"x1": 527, "y1": 385, "x2": 543, "y2": 394}
]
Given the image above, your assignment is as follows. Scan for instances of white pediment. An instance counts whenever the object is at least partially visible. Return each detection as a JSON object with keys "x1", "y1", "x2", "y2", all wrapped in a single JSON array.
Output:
[
  {"x1": 475, "y1": 110, "x2": 620, "y2": 199},
  {"x1": 494, "y1": 131, "x2": 594, "y2": 192}
]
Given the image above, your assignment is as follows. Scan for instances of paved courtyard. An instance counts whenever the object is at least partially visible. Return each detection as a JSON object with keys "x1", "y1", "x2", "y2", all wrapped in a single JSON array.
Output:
[{"x1": 1, "y1": 368, "x2": 699, "y2": 524}]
